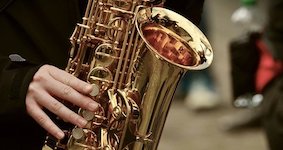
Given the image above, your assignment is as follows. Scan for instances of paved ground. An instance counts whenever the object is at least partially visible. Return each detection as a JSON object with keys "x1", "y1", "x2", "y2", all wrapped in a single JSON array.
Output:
[
  {"x1": 159, "y1": 102, "x2": 267, "y2": 150},
  {"x1": 158, "y1": 0, "x2": 268, "y2": 150}
]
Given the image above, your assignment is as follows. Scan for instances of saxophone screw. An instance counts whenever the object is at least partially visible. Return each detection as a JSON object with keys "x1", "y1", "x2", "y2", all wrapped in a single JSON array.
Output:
[{"x1": 112, "y1": 106, "x2": 122, "y2": 120}]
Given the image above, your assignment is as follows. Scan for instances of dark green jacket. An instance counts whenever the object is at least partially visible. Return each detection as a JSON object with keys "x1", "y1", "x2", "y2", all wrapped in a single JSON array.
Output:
[{"x1": 0, "y1": 0, "x2": 204, "y2": 149}]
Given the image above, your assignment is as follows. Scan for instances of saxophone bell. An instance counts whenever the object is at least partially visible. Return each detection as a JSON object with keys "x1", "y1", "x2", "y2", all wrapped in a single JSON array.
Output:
[
  {"x1": 136, "y1": 7, "x2": 213, "y2": 70},
  {"x1": 115, "y1": 7, "x2": 213, "y2": 150}
]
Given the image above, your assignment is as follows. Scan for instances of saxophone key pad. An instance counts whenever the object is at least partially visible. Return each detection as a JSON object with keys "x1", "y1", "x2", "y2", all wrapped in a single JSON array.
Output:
[
  {"x1": 90, "y1": 84, "x2": 100, "y2": 97},
  {"x1": 72, "y1": 128, "x2": 85, "y2": 140}
]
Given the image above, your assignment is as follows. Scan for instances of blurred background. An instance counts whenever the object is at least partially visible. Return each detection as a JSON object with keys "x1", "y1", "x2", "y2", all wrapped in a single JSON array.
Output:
[{"x1": 158, "y1": 0, "x2": 268, "y2": 149}]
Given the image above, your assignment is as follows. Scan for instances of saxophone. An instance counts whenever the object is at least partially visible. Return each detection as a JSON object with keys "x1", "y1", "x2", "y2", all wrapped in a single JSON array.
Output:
[{"x1": 42, "y1": 0, "x2": 213, "y2": 150}]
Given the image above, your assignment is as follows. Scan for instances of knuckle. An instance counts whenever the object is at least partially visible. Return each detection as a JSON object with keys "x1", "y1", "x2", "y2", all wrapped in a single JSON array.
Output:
[
  {"x1": 64, "y1": 77, "x2": 71, "y2": 86},
  {"x1": 36, "y1": 114, "x2": 46, "y2": 126},
  {"x1": 39, "y1": 65, "x2": 51, "y2": 72},
  {"x1": 51, "y1": 101, "x2": 63, "y2": 113},
  {"x1": 42, "y1": 64, "x2": 54, "y2": 71},
  {"x1": 33, "y1": 73, "x2": 43, "y2": 82},
  {"x1": 33, "y1": 71, "x2": 47, "y2": 83},
  {"x1": 41, "y1": 64, "x2": 50, "y2": 69},
  {"x1": 33, "y1": 65, "x2": 54, "y2": 82},
  {"x1": 62, "y1": 86, "x2": 72, "y2": 96},
  {"x1": 27, "y1": 84, "x2": 37, "y2": 94}
]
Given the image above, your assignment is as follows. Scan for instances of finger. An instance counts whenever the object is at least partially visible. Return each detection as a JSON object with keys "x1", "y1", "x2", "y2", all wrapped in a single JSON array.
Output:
[
  {"x1": 45, "y1": 75, "x2": 99, "y2": 111},
  {"x1": 35, "y1": 91, "x2": 88, "y2": 128},
  {"x1": 26, "y1": 99, "x2": 65, "y2": 139},
  {"x1": 47, "y1": 66, "x2": 93, "y2": 94}
]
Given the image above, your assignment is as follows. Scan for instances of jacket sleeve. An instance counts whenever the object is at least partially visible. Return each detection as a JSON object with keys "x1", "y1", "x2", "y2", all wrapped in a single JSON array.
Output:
[{"x1": 0, "y1": 54, "x2": 41, "y2": 114}]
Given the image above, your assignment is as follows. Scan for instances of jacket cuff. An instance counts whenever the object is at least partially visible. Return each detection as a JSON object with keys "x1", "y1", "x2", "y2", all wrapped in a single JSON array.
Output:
[{"x1": 9, "y1": 64, "x2": 42, "y2": 111}]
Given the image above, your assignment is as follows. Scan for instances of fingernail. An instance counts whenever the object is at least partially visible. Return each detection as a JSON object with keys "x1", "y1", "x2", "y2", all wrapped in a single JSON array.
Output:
[
  {"x1": 84, "y1": 84, "x2": 93, "y2": 92},
  {"x1": 78, "y1": 118, "x2": 87, "y2": 127},
  {"x1": 56, "y1": 131, "x2": 65, "y2": 139},
  {"x1": 89, "y1": 102, "x2": 98, "y2": 111}
]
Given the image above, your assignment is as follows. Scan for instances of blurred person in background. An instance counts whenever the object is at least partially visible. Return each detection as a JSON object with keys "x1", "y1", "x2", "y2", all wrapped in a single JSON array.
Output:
[
  {"x1": 223, "y1": 0, "x2": 265, "y2": 131},
  {"x1": 229, "y1": 0, "x2": 283, "y2": 149},
  {"x1": 259, "y1": 0, "x2": 283, "y2": 149}
]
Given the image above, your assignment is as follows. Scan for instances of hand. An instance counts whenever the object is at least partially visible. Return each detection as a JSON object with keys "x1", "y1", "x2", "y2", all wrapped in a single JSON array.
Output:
[{"x1": 25, "y1": 65, "x2": 99, "y2": 139}]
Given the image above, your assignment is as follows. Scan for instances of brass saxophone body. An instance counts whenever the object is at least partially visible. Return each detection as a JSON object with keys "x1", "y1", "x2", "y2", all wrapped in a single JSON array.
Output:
[{"x1": 42, "y1": 0, "x2": 213, "y2": 150}]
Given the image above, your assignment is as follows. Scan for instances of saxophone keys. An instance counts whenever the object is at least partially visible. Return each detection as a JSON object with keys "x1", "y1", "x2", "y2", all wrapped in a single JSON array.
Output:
[
  {"x1": 87, "y1": 67, "x2": 113, "y2": 95},
  {"x1": 90, "y1": 84, "x2": 100, "y2": 97},
  {"x1": 95, "y1": 44, "x2": 117, "y2": 67},
  {"x1": 72, "y1": 128, "x2": 86, "y2": 141},
  {"x1": 81, "y1": 109, "x2": 96, "y2": 121}
]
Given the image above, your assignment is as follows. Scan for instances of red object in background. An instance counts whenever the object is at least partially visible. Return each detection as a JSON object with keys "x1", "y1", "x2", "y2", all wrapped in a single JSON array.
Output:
[{"x1": 255, "y1": 40, "x2": 283, "y2": 92}]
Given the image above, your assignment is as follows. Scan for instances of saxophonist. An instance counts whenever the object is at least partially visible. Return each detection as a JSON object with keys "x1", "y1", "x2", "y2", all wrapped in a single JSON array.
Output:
[{"x1": 0, "y1": 0, "x2": 204, "y2": 149}]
